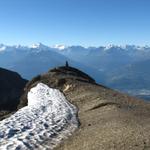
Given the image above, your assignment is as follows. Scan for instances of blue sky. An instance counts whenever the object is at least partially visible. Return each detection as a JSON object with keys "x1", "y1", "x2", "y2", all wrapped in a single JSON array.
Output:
[{"x1": 0, "y1": 0, "x2": 150, "y2": 46}]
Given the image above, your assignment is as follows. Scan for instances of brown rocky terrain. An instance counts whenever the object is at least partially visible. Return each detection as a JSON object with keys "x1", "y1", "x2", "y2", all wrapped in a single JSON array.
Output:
[{"x1": 17, "y1": 66, "x2": 150, "y2": 149}]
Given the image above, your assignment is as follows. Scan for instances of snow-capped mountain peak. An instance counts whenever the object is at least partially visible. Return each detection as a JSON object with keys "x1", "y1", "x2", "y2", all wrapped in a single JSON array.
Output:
[
  {"x1": 53, "y1": 44, "x2": 67, "y2": 50},
  {"x1": 0, "y1": 45, "x2": 6, "y2": 51},
  {"x1": 30, "y1": 43, "x2": 48, "y2": 49},
  {"x1": 104, "y1": 44, "x2": 118, "y2": 50}
]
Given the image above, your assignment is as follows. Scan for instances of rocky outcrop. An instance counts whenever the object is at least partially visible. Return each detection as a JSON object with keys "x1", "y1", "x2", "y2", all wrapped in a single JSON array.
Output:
[
  {"x1": 0, "y1": 67, "x2": 27, "y2": 111},
  {"x1": 18, "y1": 66, "x2": 96, "y2": 109},
  {"x1": 19, "y1": 66, "x2": 150, "y2": 150}
]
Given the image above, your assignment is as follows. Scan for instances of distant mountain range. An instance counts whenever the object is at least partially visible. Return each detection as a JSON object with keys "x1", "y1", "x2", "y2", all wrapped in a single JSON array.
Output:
[{"x1": 0, "y1": 43, "x2": 150, "y2": 99}]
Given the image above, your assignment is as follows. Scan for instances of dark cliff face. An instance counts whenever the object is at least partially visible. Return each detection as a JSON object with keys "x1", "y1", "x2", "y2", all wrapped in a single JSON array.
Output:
[{"x1": 0, "y1": 68, "x2": 27, "y2": 111}]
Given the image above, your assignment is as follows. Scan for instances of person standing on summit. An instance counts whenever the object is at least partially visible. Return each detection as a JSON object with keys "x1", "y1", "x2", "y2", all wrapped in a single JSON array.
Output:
[{"x1": 65, "y1": 61, "x2": 69, "y2": 67}]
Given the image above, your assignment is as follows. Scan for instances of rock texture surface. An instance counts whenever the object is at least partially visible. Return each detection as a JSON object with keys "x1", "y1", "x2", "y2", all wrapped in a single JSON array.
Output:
[{"x1": 19, "y1": 66, "x2": 150, "y2": 150}]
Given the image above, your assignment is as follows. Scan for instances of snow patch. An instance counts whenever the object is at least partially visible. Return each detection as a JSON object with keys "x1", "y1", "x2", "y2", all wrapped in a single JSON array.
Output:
[
  {"x1": 53, "y1": 45, "x2": 67, "y2": 50},
  {"x1": 0, "y1": 83, "x2": 78, "y2": 150},
  {"x1": 30, "y1": 43, "x2": 42, "y2": 49},
  {"x1": 29, "y1": 43, "x2": 49, "y2": 51},
  {"x1": 0, "y1": 44, "x2": 6, "y2": 51}
]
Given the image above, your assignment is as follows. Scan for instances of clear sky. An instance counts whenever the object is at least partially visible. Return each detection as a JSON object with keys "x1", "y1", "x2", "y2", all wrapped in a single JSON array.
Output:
[{"x1": 0, "y1": 0, "x2": 150, "y2": 46}]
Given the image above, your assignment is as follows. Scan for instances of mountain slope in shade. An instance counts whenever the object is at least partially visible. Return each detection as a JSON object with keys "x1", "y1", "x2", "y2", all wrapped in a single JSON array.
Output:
[
  {"x1": 0, "y1": 68, "x2": 27, "y2": 112},
  {"x1": 17, "y1": 66, "x2": 150, "y2": 150}
]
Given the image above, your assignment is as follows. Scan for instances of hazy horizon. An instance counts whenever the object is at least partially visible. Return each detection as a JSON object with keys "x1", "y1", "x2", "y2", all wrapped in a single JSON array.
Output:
[{"x1": 1, "y1": 43, "x2": 150, "y2": 48}]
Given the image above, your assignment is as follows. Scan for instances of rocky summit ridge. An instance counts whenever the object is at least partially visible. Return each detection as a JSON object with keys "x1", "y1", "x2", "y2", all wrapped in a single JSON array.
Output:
[{"x1": 16, "y1": 65, "x2": 150, "y2": 150}]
